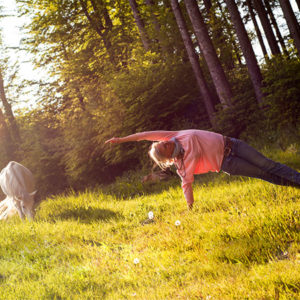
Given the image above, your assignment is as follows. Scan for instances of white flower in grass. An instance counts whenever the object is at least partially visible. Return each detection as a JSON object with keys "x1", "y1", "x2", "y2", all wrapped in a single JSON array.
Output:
[
  {"x1": 175, "y1": 220, "x2": 181, "y2": 226},
  {"x1": 148, "y1": 211, "x2": 154, "y2": 219},
  {"x1": 133, "y1": 258, "x2": 140, "y2": 264}
]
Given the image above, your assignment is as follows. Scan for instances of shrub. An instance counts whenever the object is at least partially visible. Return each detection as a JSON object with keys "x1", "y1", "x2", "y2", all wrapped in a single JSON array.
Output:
[{"x1": 262, "y1": 57, "x2": 300, "y2": 145}]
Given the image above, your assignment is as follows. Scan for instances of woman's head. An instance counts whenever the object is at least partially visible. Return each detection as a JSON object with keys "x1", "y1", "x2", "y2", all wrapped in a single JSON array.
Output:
[{"x1": 148, "y1": 141, "x2": 175, "y2": 170}]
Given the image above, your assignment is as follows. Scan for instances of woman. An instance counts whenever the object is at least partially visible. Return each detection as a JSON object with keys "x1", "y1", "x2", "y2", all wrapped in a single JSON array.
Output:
[{"x1": 105, "y1": 130, "x2": 300, "y2": 209}]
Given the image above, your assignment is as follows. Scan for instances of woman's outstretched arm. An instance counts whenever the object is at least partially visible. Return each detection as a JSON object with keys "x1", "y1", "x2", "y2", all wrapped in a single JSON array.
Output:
[
  {"x1": 105, "y1": 136, "x2": 128, "y2": 144},
  {"x1": 105, "y1": 131, "x2": 178, "y2": 145}
]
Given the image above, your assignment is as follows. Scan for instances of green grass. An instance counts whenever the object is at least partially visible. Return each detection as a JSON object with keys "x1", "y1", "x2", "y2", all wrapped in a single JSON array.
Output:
[{"x1": 0, "y1": 150, "x2": 299, "y2": 299}]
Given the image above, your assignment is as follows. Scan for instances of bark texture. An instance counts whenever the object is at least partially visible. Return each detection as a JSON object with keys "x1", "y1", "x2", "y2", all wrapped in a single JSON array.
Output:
[
  {"x1": 129, "y1": 0, "x2": 151, "y2": 51},
  {"x1": 184, "y1": 0, "x2": 233, "y2": 106},
  {"x1": 246, "y1": 0, "x2": 268, "y2": 58},
  {"x1": 224, "y1": 0, "x2": 264, "y2": 105},
  {"x1": 253, "y1": 0, "x2": 281, "y2": 55},
  {"x1": 279, "y1": 0, "x2": 300, "y2": 56},
  {"x1": 170, "y1": 0, "x2": 216, "y2": 124}
]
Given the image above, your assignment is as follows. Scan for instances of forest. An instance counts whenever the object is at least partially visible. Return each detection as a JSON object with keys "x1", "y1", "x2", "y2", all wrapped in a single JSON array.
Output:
[{"x1": 0, "y1": 0, "x2": 299, "y2": 197}]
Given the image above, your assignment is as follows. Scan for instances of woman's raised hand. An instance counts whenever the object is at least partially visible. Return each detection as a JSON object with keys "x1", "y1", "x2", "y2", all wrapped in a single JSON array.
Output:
[{"x1": 105, "y1": 137, "x2": 121, "y2": 144}]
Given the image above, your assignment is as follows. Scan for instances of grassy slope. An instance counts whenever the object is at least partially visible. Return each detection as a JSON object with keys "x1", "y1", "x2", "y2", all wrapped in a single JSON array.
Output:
[{"x1": 0, "y1": 150, "x2": 299, "y2": 299}]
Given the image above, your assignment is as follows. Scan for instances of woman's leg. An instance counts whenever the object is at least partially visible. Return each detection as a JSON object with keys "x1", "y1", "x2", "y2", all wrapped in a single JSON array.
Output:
[
  {"x1": 221, "y1": 138, "x2": 300, "y2": 187},
  {"x1": 221, "y1": 154, "x2": 299, "y2": 187}
]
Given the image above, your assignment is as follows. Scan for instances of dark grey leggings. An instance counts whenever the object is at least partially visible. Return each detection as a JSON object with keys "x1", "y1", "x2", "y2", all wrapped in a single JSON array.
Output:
[{"x1": 221, "y1": 138, "x2": 300, "y2": 187}]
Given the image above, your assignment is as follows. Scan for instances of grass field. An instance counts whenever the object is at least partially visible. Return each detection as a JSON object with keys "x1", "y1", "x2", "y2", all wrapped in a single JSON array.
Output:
[{"x1": 0, "y1": 148, "x2": 299, "y2": 299}]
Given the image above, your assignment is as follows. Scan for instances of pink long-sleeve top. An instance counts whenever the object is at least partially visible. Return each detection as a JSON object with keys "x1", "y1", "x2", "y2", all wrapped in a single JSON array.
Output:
[{"x1": 132, "y1": 130, "x2": 225, "y2": 206}]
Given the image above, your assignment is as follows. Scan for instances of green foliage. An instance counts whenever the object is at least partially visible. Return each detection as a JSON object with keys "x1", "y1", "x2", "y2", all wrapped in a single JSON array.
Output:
[
  {"x1": 14, "y1": 0, "x2": 206, "y2": 193},
  {"x1": 107, "y1": 52, "x2": 210, "y2": 162},
  {"x1": 111, "y1": 51, "x2": 202, "y2": 130},
  {"x1": 6, "y1": 0, "x2": 299, "y2": 197},
  {"x1": 204, "y1": 0, "x2": 239, "y2": 71},
  {"x1": 213, "y1": 66, "x2": 261, "y2": 137},
  {"x1": 262, "y1": 57, "x2": 300, "y2": 144},
  {"x1": 16, "y1": 107, "x2": 68, "y2": 198},
  {"x1": 0, "y1": 149, "x2": 299, "y2": 299}
]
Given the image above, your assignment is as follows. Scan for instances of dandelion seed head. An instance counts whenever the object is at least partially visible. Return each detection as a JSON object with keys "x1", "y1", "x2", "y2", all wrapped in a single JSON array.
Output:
[
  {"x1": 148, "y1": 211, "x2": 154, "y2": 219},
  {"x1": 175, "y1": 220, "x2": 181, "y2": 226},
  {"x1": 133, "y1": 258, "x2": 140, "y2": 264}
]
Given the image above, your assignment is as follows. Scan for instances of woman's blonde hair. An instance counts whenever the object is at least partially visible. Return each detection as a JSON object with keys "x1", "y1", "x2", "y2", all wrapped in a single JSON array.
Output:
[{"x1": 148, "y1": 142, "x2": 174, "y2": 170}]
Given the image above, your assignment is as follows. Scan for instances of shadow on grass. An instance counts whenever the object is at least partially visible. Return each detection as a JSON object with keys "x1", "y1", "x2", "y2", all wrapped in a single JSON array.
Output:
[
  {"x1": 99, "y1": 177, "x2": 180, "y2": 199},
  {"x1": 99, "y1": 172, "x2": 244, "y2": 199},
  {"x1": 46, "y1": 207, "x2": 122, "y2": 223},
  {"x1": 100, "y1": 164, "x2": 300, "y2": 200}
]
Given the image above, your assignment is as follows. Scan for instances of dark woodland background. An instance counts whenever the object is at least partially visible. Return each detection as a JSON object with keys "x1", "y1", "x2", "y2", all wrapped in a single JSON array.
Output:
[{"x1": 0, "y1": 0, "x2": 299, "y2": 197}]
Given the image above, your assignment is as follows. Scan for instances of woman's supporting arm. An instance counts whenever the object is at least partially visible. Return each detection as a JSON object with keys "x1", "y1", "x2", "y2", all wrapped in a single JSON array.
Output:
[{"x1": 182, "y1": 182, "x2": 194, "y2": 209}]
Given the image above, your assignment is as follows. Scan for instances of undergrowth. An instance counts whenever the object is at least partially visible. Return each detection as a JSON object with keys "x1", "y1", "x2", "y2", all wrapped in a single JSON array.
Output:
[{"x1": 0, "y1": 148, "x2": 299, "y2": 299}]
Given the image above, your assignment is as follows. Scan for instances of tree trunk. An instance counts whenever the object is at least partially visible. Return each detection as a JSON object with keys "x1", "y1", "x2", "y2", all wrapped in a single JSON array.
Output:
[
  {"x1": 79, "y1": 0, "x2": 116, "y2": 64},
  {"x1": 170, "y1": 0, "x2": 215, "y2": 125},
  {"x1": 61, "y1": 45, "x2": 86, "y2": 111},
  {"x1": 128, "y1": 0, "x2": 151, "y2": 51},
  {"x1": 144, "y1": 0, "x2": 168, "y2": 52},
  {"x1": 252, "y1": 0, "x2": 281, "y2": 56},
  {"x1": 216, "y1": 0, "x2": 242, "y2": 66},
  {"x1": 90, "y1": 0, "x2": 113, "y2": 30},
  {"x1": 184, "y1": 0, "x2": 232, "y2": 107},
  {"x1": 204, "y1": 0, "x2": 235, "y2": 70},
  {"x1": 224, "y1": 0, "x2": 264, "y2": 105},
  {"x1": 263, "y1": 0, "x2": 289, "y2": 57},
  {"x1": 144, "y1": 0, "x2": 161, "y2": 34},
  {"x1": 279, "y1": 0, "x2": 300, "y2": 56},
  {"x1": 162, "y1": 0, "x2": 187, "y2": 56},
  {"x1": 295, "y1": 0, "x2": 300, "y2": 12},
  {"x1": 162, "y1": 0, "x2": 169, "y2": 7},
  {"x1": 246, "y1": 0, "x2": 268, "y2": 59},
  {"x1": 0, "y1": 108, "x2": 14, "y2": 160},
  {"x1": 203, "y1": 0, "x2": 212, "y2": 12},
  {"x1": 0, "y1": 72, "x2": 20, "y2": 143}
]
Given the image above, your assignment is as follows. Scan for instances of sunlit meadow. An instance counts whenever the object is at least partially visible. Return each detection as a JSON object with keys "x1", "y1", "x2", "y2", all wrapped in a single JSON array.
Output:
[{"x1": 0, "y1": 148, "x2": 299, "y2": 299}]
